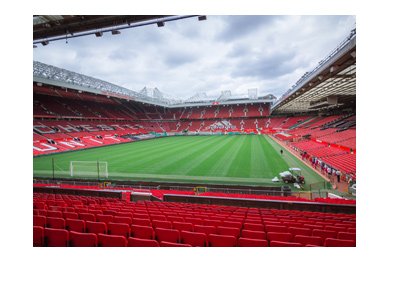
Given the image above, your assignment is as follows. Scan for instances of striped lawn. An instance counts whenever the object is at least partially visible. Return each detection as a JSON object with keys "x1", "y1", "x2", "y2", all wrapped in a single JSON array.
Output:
[{"x1": 33, "y1": 135, "x2": 325, "y2": 187}]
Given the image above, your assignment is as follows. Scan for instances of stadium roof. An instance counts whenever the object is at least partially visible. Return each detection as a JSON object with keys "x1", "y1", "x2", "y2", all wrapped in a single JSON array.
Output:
[{"x1": 271, "y1": 29, "x2": 356, "y2": 114}]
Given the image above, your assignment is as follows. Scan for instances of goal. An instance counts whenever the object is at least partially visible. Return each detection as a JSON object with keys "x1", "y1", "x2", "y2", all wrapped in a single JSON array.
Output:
[{"x1": 70, "y1": 161, "x2": 108, "y2": 178}]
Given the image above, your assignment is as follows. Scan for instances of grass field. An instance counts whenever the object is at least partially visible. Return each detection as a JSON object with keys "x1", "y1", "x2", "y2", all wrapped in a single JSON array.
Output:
[{"x1": 33, "y1": 135, "x2": 326, "y2": 187}]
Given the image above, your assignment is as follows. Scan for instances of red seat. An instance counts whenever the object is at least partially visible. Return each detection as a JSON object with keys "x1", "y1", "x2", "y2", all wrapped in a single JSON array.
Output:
[
  {"x1": 69, "y1": 231, "x2": 98, "y2": 247},
  {"x1": 270, "y1": 241, "x2": 302, "y2": 247},
  {"x1": 180, "y1": 231, "x2": 208, "y2": 247},
  {"x1": 288, "y1": 227, "x2": 312, "y2": 236},
  {"x1": 79, "y1": 213, "x2": 96, "y2": 222},
  {"x1": 128, "y1": 237, "x2": 160, "y2": 247},
  {"x1": 96, "y1": 214, "x2": 114, "y2": 224},
  {"x1": 293, "y1": 235, "x2": 323, "y2": 246},
  {"x1": 113, "y1": 216, "x2": 133, "y2": 225},
  {"x1": 152, "y1": 220, "x2": 172, "y2": 229},
  {"x1": 65, "y1": 219, "x2": 85, "y2": 233},
  {"x1": 155, "y1": 228, "x2": 180, "y2": 243},
  {"x1": 325, "y1": 226, "x2": 347, "y2": 232},
  {"x1": 172, "y1": 221, "x2": 193, "y2": 232},
  {"x1": 208, "y1": 234, "x2": 237, "y2": 247},
  {"x1": 337, "y1": 232, "x2": 356, "y2": 241},
  {"x1": 238, "y1": 238, "x2": 268, "y2": 247},
  {"x1": 108, "y1": 222, "x2": 130, "y2": 238},
  {"x1": 160, "y1": 241, "x2": 191, "y2": 247},
  {"x1": 45, "y1": 228, "x2": 69, "y2": 247},
  {"x1": 193, "y1": 225, "x2": 217, "y2": 235},
  {"x1": 243, "y1": 223, "x2": 264, "y2": 231},
  {"x1": 266, "y1": 232, "x2": 293, "y2": 243},
  {"x1": 33, "y1": 215, "x2": 46, "y2": 227},
  {"x1": 265, "y1": 225, "x2": 288, "y2": 233},
  {"x1": 63, "y1": 212, "x2": 79, "y2": 219},
  {"x1": 241, "y1": 229, "x2": 267, "y2": 240},
  {"x1": 46, "y1": 217, "x2": 65, "y2": 229},
  {"x1": 324, "y1": 238, "x2": 355, "y2": 247},
  {"x1": 221, "y1": 221, "x2": 242, "y2": 229},
  {"x1": 202, "y1": 219, "x2": 222, "y2": 227},
  {"x1": 33, "y1": 226, "x2": 44, "y2": 247},
  {"x1": 132, "y1": 218, "x2": 152, "y2": 227},
  {"x1": 47, "y1": 210, "x2": 63, "y2": 218},
  {"x1": 98, "y1": 234, "x2": 127, "y2": 247},
  {"x1": 217, "y1": 226, "x2": 241, "y2": 238},
  {"x1": 130, "y1": 225, "x2": 155, "y2": 239},
  {"x1": 86, "y1": 221, "x2": 107, "y2": 234},
  {"x1": 312, "y1": 229, "x2": 337, "y2": 240}
]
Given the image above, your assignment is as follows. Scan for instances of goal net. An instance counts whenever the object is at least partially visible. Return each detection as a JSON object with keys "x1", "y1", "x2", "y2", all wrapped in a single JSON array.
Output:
[{"x1": 70, "y1": 161, "x2": 108, "y2": 178}]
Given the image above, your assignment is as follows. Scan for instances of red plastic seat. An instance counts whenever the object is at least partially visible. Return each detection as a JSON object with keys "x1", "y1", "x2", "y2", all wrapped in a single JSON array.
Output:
[
  {"x1": 337, "y1": 232, "x2": 356, "y2": 241},
  {"x1": 79, "y1": 213, "x2": 96, "y2": 222},
  {"x1": 312, "y1": 229, "x2": 337, "y2": 240},
  {"x1": 69, "y1": 231, "x2": 98, "y2": 247},
  {"x1": 270, "y1": 241, "x2": 302, "y2": 247},
  {"x1": 46, "y1": 217, "x2": 65, "y2": 229},
  {"x1": 241, "y1": 229, "x2": 267, "y2": 240},
  {"x1": 172, "y1": 221, "x2": 193, "y2": 232},
  {"x1": 243, "y1": 223, "x2": 264, "y2": 231},
  {"x1": 266, "y1": 232, "x2": 293, "y2": 243},
  {"x1": 324, "y1": 238, "x2": 355, "y2": 247},
  {"x1": 33, "y1": 226, "x2": 44, "y2": 247},
  {"x1": 160, "y1": 241, "x2": 191, "y2": 247},
  {"x1": 208, "y1": 234, "x2": 237, "y2": 247},
  {"x1": 128, "y1": 237, "x2": 160, "y2": 247},
  {"x1": 155, "y1": 228, "x2": 180, "y2": 243},
  {"x1": 45, "y1": 228, "x2": 69, "y2": 247},
  {"x1": 288, "y1": 227, "x2": 312, "y2": 236},
  {"x1": 152, "y1": 220, "x2": 172, "y2": 229},
  {"x1": 221, "y1": 221, "x2": 242, "y2": 229},
  {"x1": 293, "y1": 235, "x2": 323, "y2": 246},
  {"x1": 217, "y1": 226, "x2": 241, "y2": 239},
  {"x1": 86, "y1": 221, "x2": 107, "y2": 234},
  {"x1": 33, "y1": 215, "x2": 46, "y2": 227},
  {"x1": 47, "y1": 210, "x2": 63, "y2": 218},
  {"x1": 63, "y1": 212, "x2": 79, "y2": 220},
  {"x1": 96, "y1": 214, "x2": 114, "y2": 224},
  {"x1": 130, "y1": 225, "x2": 155, "y2": 239},
  {"x1": 108, "y1": 222, "x2": 130, "y2": 238},
  {"x1": 264, "y1": 225, "x2": 288, "y2": 233},
  {"x1": 98, "y1": 234, "x2": 127, "y2": 247},
  {"x1": 180, "y1": 231, "x2": 207, "y2": 247},
  {"x1": 65, "y1": 219, "x2": 85, "y2": 233},
  {"x1": 193, "y1": 225, "x2": 217, "y2": 235},
  {"x1": 132, "y1": 218, "x2": 152, "y2": 227},
  {"x1": 238, "y1": 238, "x2": 268, "y2": 247},
  {"x1": 113, "y1": 216, "x2": 133, "y2": 225}
]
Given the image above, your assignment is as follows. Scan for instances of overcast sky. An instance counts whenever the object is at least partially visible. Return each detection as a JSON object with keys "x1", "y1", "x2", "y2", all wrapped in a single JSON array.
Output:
[{"x1": 33, "y1": 15, "x2": 355, "y2": 100}]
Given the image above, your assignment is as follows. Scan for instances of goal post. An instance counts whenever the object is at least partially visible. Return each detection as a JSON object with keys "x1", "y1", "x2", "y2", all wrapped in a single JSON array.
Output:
[{"x1": 70, "y1": 161, "x2": 109, "y2": 179}]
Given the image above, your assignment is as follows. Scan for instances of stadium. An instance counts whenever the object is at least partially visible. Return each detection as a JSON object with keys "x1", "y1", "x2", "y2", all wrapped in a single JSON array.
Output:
[{"x1": 33, "y1": 15, "x2": 356, "y2": 247}]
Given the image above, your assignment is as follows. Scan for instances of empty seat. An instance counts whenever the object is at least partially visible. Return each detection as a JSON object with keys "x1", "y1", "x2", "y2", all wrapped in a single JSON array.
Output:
[
  {"x1": 217, "y1": 226, "x2": 241, "y2": 239},
  {"x1": 108, "y1": 222, "x2": 130, "y2": 238},
  {"x1": 241, "y1": 229, "x2": 267, "y2": 240},
  {"x1": 63, "y1": 212, "x2": 79, "y2": 219},
  {"x1": 238, "y1": 238, "x2": 268, "y2": 247},
  {"x1": 172, "y1": 221, "x2": 193, "y2": 232},
  {"x1": 265, "y1": 225, "x2": 288, "y2": 233},
  {"x1": 79, "y1": 213, "x2": 96, "y2": 222},
  {"x1": 128, "y1": 237, "x2": 160, "y2": 247},
  {"x1": 44, "y1": 228, "x2": 69, "y2": 247},
  {"x1": 180, "y1": 231, "x2": 208, "y2": 247},
  {"x1": 324, "y1": 238, "x2": 355, "y2": 247},
  {"x1": 325, "y1": 226, "x2": 347, "y2": 233},
  {"x1": 33, "y1": 226, "x2": 44, "y2": 247},
  {"x1": 86, "y1": 221, "x2": 107, "y2": 234},
  {"x1": 65, "y1": 219, "x2": 85, "y2": 233},
  {"x1": 288, "y1": 227, "x2": 312, "y2": 236},
  {"x1": 160, "y1": 241, "x2": 191, "y2": 247},
  {"x1": 132, "y1": 218, "x2": 152, "y2": 227},
  {"x1": 202, "y1": 219, "x2": 222, "y2": 227},
  {"x1": 266, "y1": 232, "x2": 293, "y2": 243},
  {"x1": 221, "y1": 221, "x2": 242, "y2": 229},
  {"x1": 113, "y1": 216, "x2": 133, "y2": 225},
  {"x1": 152, "y1": 220, "x2": 172, "y2": 229},
  {"x1": 46, "y1": 210, "x2": 63, "y2": 218},
  {"x1": 293, "y1": 235, "x2": 323, "y2": 246},
  {"x1": 130, "y1": 225, "x2": 155, "y2": 240},
  {"x1": 312, "y1": 229, "x2": 337, "y2": 240},
  {"x1": 155, "y1": 228, "x2": 180, "y2": 243},
  {"x1": 337, "y1": 232, "x2": 356, "y2": 241},
  {"x1": 208, "y1": 234, "x2": 237, "y2": 247},
  {"x1": 96, "y1": 214, "x2": 114, "y2": 224},
  {"x1": 243, "y1": 223, "x2": 264, "y2": 231},
  {"x1": 33, "y1": 215, "x2": 46, "y2": 227},
  {"x1": 193, "y1": 225, "x2": 217, "y2": 235},
  {"x1": 46, "y1": 217, "x2": 65, "y2": 229},
  {"x1": 98, "y1": 234, "x2": 127, "y2": 247},
  {"x1": 69, "y1": 231, "x2": 98, "y2": 247},
  {"x1": 270, "y1": 241, "x2": 303, "y2": 247}
]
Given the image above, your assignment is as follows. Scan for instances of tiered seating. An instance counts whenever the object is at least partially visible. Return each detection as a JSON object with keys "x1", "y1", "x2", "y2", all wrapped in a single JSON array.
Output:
[{"x1": 33, "y1": 193, "x2": 356, "y2": 247}]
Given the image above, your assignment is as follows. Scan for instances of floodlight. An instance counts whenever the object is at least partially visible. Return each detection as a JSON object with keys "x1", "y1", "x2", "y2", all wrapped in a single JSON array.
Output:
[
  {"x1": 157, "y1": 22, "x2": 165, "y2": 27},
  {"x1": 95, "y1": 31, "x2": 103, "y2": 37},
  {"x1": 41, "y1": 40, "x2": 49, "y2": 46},
  {"x1": 198, "y1": 16, "x2": 207, "y2": 21},
  {"x1": 111, "y1": 30, "x2": 121, "y2": 35}
]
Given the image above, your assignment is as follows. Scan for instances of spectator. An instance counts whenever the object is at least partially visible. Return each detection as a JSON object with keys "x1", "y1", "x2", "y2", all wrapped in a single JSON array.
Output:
[{"x1": 336, "y1": 170, "x2": 341, "y2": 182}]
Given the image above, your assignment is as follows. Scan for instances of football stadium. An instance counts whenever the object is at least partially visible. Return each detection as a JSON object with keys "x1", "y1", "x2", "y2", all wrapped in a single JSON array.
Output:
[{"x1": 33, "y1": 15, "x2": 356, "y2": 248}]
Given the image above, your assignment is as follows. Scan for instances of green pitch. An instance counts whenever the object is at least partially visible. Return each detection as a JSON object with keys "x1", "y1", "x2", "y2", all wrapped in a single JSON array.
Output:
[{"x1": 33, "y1": 135, "x2": 326, "y2": 187}]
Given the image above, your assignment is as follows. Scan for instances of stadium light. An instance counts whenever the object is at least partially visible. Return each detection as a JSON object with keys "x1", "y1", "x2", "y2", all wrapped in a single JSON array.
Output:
[
  {"x1": 198, "y1": 15, "x2": 207, "y2": 21},
  {"x1": 95, "y1": 31, "x2": 103, "y2": 37},
  {"x1": 111, "y1": 30, "x2": 121, "y2": 35},
  {"x1": 33, "y1": 44, "x2": 37, "y2": 48},
  {"x1": 41, "y1": 40, "x2": 49, "y2": 46},
  {"x1": 157, "y1": 21, "x2": 165, "y2": 27}
]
